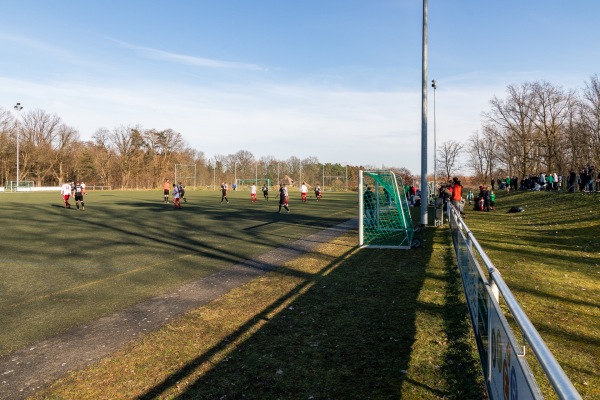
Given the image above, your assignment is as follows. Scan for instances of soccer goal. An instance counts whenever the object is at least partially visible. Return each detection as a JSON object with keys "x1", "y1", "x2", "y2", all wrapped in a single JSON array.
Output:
[
  {"x1": 359, "y1": 170, "x2": 419, "y2": 249},
  {"x1": 236, "y1": 178, "x2": 271, "y2": 190},
  {"x1": 5, "y1": 181, "x2": 35, "y2": 192},
  {"x1": 174, "y1": 164, "x2": 196, "y2": 189}
]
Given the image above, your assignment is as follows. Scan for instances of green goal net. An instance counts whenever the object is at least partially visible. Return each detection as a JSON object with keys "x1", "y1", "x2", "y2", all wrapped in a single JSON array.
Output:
[{"x1": 359, "y1": 170, "x2": 418, "y2": 249}]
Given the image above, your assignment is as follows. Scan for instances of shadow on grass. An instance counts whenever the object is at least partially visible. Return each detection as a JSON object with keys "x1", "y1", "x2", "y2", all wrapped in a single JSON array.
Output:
[
  {"x1": 0, "y1": 195, "x2": 356, "y2": 356},
  {"x1": 138, "y1": 246, "x2": 426, "y2": 398},
  {"x1": 135, "y1": 227, "x2": 483, "y2": 399}
]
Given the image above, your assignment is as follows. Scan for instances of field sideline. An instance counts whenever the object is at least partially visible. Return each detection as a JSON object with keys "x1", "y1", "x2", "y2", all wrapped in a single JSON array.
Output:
[{"x1": 0, "y1": 189, "x2": 357, "y2": 356}]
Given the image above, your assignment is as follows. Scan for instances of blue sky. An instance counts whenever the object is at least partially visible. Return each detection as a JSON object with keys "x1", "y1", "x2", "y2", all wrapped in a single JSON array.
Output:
[{"x1": 1, "y1": 1, "x2": 599, "y2": 174}]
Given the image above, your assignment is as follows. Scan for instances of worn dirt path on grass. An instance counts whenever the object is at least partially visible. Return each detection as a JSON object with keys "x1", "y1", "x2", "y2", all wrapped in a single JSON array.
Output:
[{"x1": 0, "y1": 220, "x2": 357, "y2": 400}]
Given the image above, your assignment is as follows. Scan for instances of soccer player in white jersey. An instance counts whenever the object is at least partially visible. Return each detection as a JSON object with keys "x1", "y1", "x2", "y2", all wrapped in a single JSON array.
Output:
[
  {"x1": 61, "y1": 181, "x2": 72, "y2": 208},
  {"x1": 251, "y1": 183, "x2": 257, "y2": 203},
  {"x1": 300, "y1": 182, "x2": 308, "y2": 202},
  {"x1": 173, "y1": 183, "x2": 182, "y2": 209}
]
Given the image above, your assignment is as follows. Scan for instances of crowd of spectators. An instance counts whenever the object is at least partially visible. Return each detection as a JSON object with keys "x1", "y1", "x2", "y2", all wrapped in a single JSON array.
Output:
[
  {"x1": 421, "y1": 165, "x2": 599, "y2": 220},
  {"x1": 567, "y1": 165, "x2": 596, "y2": 192},
  {"x1": 490, "y1": 165, "x2": 598, "y2": 193}
]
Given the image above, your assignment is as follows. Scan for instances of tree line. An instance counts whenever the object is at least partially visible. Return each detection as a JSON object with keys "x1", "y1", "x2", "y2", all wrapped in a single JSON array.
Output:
[
  {"x1": 0, "y1": 109, "x2": 413, "y2": 190},
  {"x1": 462, "y1": 74, "x2": 600, "y2": 182}
]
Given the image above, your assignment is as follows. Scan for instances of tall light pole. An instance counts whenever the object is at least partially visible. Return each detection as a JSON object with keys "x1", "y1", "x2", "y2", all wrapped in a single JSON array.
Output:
[
  {"x1": 234, "y1": 161, "x2": 237, "y2": 185},
  {"x1": 420, "y1": 0, "x2": 429, "y2": 226},
  {"x1": 345, "y1": 163, "x2": 348, "y2": 192},
  {"x1": 213, "y1": 158, "x2": 216, "y2": 191},
  {"x1": 432, "y1": 80, "x2": 437, "y2": 196},
  {"x1": 14, "y1": 102, "x2": 23, "y2": 191}
]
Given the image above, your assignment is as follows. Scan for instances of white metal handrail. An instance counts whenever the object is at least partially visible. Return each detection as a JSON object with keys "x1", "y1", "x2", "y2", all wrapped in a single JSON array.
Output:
[{"x1": 447, "y1": 204, "x2": 581, "y2": 400}]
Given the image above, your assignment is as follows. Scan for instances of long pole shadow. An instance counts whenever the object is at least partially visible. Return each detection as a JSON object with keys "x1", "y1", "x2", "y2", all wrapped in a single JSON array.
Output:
[
  {"x1": 138, "y1": 232, "x2": 435, "y2": 399},
  {"x1": 136, "y1": 246, "x2": 356, "y2": 400}
]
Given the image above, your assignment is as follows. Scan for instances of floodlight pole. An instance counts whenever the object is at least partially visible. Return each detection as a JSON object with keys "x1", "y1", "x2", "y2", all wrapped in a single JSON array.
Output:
[
  {"x1": 213, "y1": 158, "x2": 216, "y2": 191},
  {"x1": 345, "y1": 163, "x2": 348, "y2": 191},
  {"x1": 432, "y1": 79, "x2": 437, "y2": 196},
  {"x1": 420, "y1": 0, "x2": 429, "y2": 226},
  {"x1": 14, "y1": 102, "x2": 23, "y2": 191}
]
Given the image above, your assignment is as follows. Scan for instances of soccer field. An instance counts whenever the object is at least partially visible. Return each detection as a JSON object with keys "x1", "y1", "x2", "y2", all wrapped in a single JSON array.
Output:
[{"x1": 0, "y1": 189, "x2": 358, "y2": 356}]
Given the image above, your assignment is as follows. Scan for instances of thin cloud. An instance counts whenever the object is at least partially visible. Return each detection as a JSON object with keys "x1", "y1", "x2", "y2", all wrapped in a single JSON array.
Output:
[
  {"x1": 113, "y1": 39, "x2": 267, "y2": 71},
  {"x1": 0, "y1": 31, "x2": 74, "y2": 59}
]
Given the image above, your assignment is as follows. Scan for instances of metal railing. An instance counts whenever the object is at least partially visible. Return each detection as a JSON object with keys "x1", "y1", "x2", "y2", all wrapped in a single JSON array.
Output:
[{"x1": 446, "y1": 204, "x2": 581, "y2": 400}]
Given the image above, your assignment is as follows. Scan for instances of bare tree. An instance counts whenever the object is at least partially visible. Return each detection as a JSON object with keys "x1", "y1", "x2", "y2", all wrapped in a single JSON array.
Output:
[
  {"x1": 530, "y1": 81, "x2": 574, "y2": 173},
  {"x1": 229, "y1": 150, "x2": 255, "y2": 181},
  {"x1": 301, "y1": 156, "x2": 321, "y2": 187},
  {"x1": 51, "y1": 124, "x2": 80, "y2": 184},
  {"x1": 20, "y1": 109, "x2": 63, "y2": 185},
  {"x1": 582, "y1": 74, "x2": 600, "y2": 167},
  {"x1": 90, "y1": 128, "x2": 115, "y2": 187},
  {"x1": 438, "y1": 140, "x2": 463, "y2": 181},
  {"x1": 109, "y1": 125, "x2": 144, "y2": 189},
  {"x1": 0, "y1": 108, "x2": 15, "y2": 184},
  {"x1": 467, "y1": 127, "x2": 498, "y2": 183},
  {"x1": 256, "y1": 155, "x2": 276, "y2": 185},
  {"x1": 484, "y1": 83, "x2": 537, "y2": 178},
  {"x1": 389, "y1": 167, "x2": 413, "y2": 187},
  {"x1": 143, "y1": 128, "x2": 186, "y2": 188}
]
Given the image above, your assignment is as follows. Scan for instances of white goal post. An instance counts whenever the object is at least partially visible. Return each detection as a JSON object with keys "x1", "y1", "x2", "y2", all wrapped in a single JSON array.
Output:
[
  {"x1": 235, "y1": 178, "x2": 272, "y2": 190},
  {"x1": 358, "y1": 170, "x2": 419, "y2": 249},
  {"x1": 174, "y1": 164, "x2": 196, "y2": 189},
  {"x1": 5, "y1": 181, "x2": 35, "y2": 192}
]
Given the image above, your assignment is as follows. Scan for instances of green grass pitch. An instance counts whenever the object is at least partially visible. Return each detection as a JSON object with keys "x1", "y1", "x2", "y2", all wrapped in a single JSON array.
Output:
[{"x1": 0, "y1": 189, "x2": 358, "y2": 355}]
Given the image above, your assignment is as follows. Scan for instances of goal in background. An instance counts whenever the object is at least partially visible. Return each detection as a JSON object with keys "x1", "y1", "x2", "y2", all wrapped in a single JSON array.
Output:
[
  {"x1": 174, "y1": 164, "x2": 196, "y2": 189},
  {"x1": 5, "y1": 181, "x2": 34, "y2": 192},
  {"x1": 236, "y1": 178, "x2": 271, "y2": 190},
  {"x1": 358, "y1": 170, "x2": 419, "y2": 249}
]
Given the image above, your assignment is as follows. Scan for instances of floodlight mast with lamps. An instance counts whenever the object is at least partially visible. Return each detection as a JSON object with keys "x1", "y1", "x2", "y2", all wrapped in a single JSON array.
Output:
[
  {"x1": 14, "y1": 102, "x2": 23, "y2": 190},
  {"x1": 432, "y1": 80, "x2": 437, "y2": 194}
]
